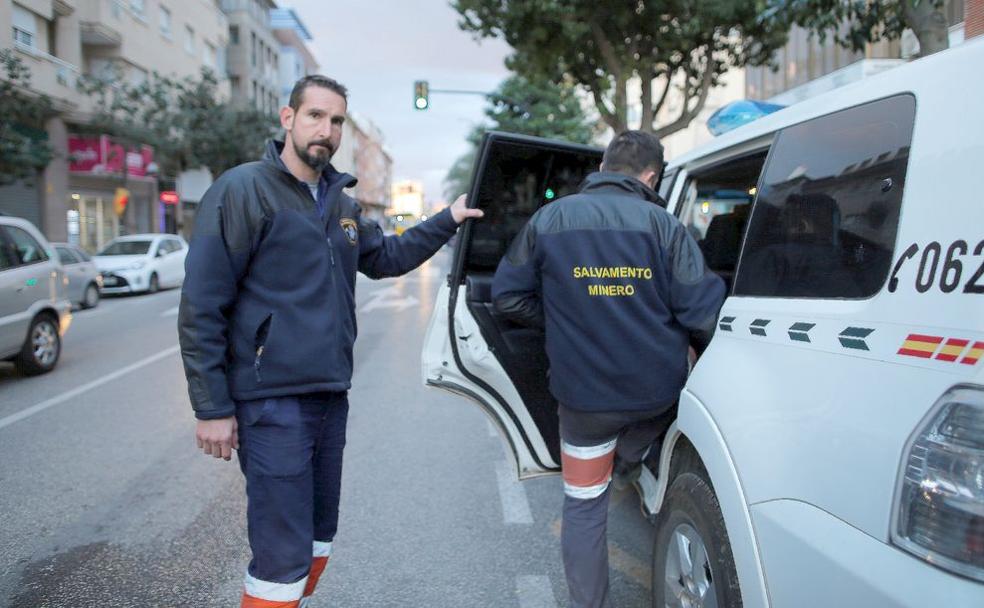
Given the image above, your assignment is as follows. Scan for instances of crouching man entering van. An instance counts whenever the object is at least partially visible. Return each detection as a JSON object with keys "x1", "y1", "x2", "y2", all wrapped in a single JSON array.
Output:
[{"x1": 491, "y1": 130, "x2": 725, "y2": 608}]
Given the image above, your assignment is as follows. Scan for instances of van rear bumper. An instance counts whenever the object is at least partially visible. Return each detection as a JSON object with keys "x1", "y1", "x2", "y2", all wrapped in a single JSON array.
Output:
[{"x1": 750, "y1": 499, "x2": 982, "y2": 606}]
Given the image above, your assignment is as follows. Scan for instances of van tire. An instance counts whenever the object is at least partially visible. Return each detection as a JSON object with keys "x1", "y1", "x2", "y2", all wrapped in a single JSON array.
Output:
[
  {"x1": 14, "y1": 313, "x2": 61, "y2": 376},
  {"x1": 652, "y1": 470, "x2": 741, "y2": 608}
]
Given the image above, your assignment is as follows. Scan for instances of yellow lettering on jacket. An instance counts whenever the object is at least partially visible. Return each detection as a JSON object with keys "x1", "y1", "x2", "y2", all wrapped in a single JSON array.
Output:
[{"x1": 572, "y1": 266, "x2": 652, "y2": 280}]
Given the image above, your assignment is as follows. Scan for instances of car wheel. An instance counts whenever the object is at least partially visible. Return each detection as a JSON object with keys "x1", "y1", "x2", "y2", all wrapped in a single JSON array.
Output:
[
  {"x1": 148, "y1": 272, "x2": 159, "y2": 294},
  {"x1": 14, "y1": 314, "x2": 61, "y2": 376},
  {"x1": 81, "y1": 282, "x2": 100, "y2": 309},
  {"x1": 652, "y1": 469, "x2": 741, "y2": 608}
]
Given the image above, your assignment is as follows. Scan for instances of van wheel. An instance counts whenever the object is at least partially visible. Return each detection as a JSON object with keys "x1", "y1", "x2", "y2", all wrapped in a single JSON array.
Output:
[
  {"x1": 81, "y1": 282, "x2": 100, "y2": 309},
  {"x1": 652, "y1": 470, "x2": 741, "y2": 608},
  {"x1": 14, "y1": 314, "x2": 61, "y2": 376},
  {"x1": 148, "y1": 273, "x2": 159, "y2": 294}
]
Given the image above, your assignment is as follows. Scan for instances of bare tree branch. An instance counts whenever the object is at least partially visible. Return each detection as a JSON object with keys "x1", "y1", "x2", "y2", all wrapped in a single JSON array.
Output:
[{"x1": 654, "y1": 60, "x2": 716, "y2": 139}]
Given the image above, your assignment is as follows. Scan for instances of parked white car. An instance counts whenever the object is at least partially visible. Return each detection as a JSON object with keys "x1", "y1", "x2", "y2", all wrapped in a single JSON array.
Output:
[
  {"x1": 423, "y1": 39, "x2": 984, "y2": 607},
  {"x1": 52, "y1": 242, "x2": 102, "y2": 309},
  {"x1": 94, "y1": 234, "x2": 188, "y2": 294},
  {"x1": 0, "y1": 216, "x2": 72, "y2": 375}
]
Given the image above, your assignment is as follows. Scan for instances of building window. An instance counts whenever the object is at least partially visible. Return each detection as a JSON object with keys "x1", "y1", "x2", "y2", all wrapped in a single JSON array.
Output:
[
  {"x1": 12, "y1": 4, "x2": 36, "y2": 48},
  {"x1": 203, "y1": 42, "x2": 216, "y2": 70},
  {"x1": 159, "y1": 6, "x2": 171, "y2": 37},
  {"x1": 734, "y1": 95, "x2": 916, "y2": 299},
  {"x1": 229, "y1": 24, "x2": 239, "y2": 44},
  {"x1": 230, "y1": 75, "x2": 240, "y2": 91},
  {"x1": 130, "y1": 0, "x2": 145, "y2": 16},
  {"x1": 251, "y1": 32, "x2": 257, "y2": 66},
  {"x1": 184, "y1": 25, "x2": 195, "y2": 54}
]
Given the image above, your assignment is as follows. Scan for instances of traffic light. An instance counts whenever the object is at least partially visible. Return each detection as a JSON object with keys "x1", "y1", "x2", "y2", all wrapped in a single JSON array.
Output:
[{"x1": 414, "y1": 80, "x2": 429, "y2": 110}]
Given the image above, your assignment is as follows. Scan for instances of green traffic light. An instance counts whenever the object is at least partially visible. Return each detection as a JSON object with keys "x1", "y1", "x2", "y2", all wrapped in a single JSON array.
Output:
[{"x1": 545, "y1": 188, "x2": 555, "y2": 200}]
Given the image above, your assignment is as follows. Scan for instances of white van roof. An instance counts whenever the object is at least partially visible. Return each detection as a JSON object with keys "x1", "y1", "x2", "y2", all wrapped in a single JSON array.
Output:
[{"x1": 669, "y1": 36, "x2": 984, "y2": 168}]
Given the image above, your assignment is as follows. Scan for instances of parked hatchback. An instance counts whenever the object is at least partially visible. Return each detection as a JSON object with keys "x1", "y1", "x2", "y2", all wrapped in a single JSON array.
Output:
[
  {"x1": 0, "y1": 216, "x2": 72, "y2": 375},
  {"x1": 94, "y1": 234, "x2": 188, "y2": 294},
  {"x1": 52, "y1": 242, "x2": 102, "y2": 309},
  {"x1": 423, "y1": 40, "x2": 984, "y2": 607}
]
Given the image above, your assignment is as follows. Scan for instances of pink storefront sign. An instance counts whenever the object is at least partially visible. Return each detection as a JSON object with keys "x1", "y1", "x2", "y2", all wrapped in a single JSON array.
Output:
[{"x1": 68, "y1": 135, "x2": 154, "y2": 177}]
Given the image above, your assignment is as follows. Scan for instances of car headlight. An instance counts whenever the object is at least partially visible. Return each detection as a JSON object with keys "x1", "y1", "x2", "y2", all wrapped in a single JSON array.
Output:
[
  {"x1": 892, "y1": 385, "x2": 984, "y2": 582},
  {"x1": 130, "y1": 261, "x2": 146, "y2": 270}
]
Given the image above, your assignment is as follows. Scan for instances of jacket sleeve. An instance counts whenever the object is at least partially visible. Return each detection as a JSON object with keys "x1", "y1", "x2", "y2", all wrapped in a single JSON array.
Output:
[
  {"x1": 491, "y1": 219, "x2": 544, "y2": 329},
  {"x1": 665, "y1": 223, "x2": 726, "y2": 355},
  {"x1": 178, "y1": 177, "x2": 259, "y2": 420},
  {"x1": 358, "y1": 207, "x2": 458, "y2": 279}
]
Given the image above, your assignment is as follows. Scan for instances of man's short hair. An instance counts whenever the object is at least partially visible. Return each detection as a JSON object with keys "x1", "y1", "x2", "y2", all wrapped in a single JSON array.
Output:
[
  {"x1": 601, "y1": 130, "x2": 664, "y2": 177},
  {"x1": 288, "y1": 75, "x2": 348, "y2": 111}
]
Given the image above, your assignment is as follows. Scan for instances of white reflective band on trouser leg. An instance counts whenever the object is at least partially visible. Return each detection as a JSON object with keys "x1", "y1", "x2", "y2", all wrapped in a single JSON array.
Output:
[
  {"x1": 313, "y1": 540, "x2": 332, "y2": 558},
  {"x1": 561, "y1": 438, "x2": 617, "y2": 460},
  {"x1": 563, "y1": 479, "x2": 611, "y2": 500},
  {"x1": 244, "y1": 571, "x2": 308, "y2": 602}
]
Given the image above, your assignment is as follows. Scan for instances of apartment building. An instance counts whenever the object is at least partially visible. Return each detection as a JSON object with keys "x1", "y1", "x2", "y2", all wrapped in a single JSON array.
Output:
[
  {"x1": 222, "y1": 0, "x2": 279, "y2": 113},
  {"x1": 270, "y1": 7, "x2": 316, "y2": 107},
  {"x1": 332, "y1": 112, "x2": 393, "y2": 222},
  {"x1": 1, "y1": 0, "x2": 228, "y2": 248}
]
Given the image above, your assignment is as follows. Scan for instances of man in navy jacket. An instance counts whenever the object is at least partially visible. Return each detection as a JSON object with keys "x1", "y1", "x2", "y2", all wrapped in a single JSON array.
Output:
[
  {"x1": 492, "y1": 131, "x2": 724, "y2": 608},
  {"x1": 179, "y1": 75, "x2": 481, "y2": 607}
]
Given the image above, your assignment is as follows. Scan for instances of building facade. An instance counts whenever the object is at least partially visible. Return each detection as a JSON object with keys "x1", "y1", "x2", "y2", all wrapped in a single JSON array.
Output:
[
  {"x1": 221, "y1": 0, "x2": 278, "y2": 113},
  {"x1": 270, "y1": 7, "x2": 316, "y2": 107},
  {"x1": 390, "y1": 180, "x2": 424, "y2": 219},
  {"x1": 332, "y1": 112, "x2": 392, "y2": 222},
  {"x1": 2, "y1": 0, "x2": 228, "y2": 249}
]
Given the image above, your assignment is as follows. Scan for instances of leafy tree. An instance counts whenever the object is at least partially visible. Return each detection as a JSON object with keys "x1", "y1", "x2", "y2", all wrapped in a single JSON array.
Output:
[
  {"x1": 444, "y1": 73, "x2": 596, "y2": 199},
  {"x1": 0, "y1": 49, "x2": 57, "y2": 186},
  {"x1": 763, "y1": 0, "x2": 952, "y2": 58},
  {"x1": 453, "y1": 0, "x2": 788, "y2": 137},
  {"x1": 76, "y1": 68, "x2": 278, "y2": 180}
]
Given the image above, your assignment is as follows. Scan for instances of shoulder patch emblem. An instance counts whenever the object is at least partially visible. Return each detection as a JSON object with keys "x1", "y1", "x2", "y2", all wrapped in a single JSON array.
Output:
[{"x1": 340, "y1": 218, "x2": 358, "y2": 245}]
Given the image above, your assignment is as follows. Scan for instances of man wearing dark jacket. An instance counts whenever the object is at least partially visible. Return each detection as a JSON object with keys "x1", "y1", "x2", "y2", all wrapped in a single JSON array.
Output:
[
  {"x1": 492, "y1": 131, "x2": 724, "y2": 608},
  {"x1": 179, "y1": 75, "x2": 481, "y2": 608}
]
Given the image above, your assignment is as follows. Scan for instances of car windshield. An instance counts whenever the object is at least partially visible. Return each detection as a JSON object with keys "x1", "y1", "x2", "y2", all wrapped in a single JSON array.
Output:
[{"x1": 98, "y1": 240, "x2": 152, "y2": 256}]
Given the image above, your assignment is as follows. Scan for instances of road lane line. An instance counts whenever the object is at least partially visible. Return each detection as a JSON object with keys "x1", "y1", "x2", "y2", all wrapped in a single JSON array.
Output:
[
  {"x1": 161, "y1": 306, "x2": 179, "y2": 317},
  {"x1": 0, "y1": 345, "x2": 181, "y2": 431},
  {"x1": 515, "y1": 575, "x2": 558, "y2": 608},
  {"x1": 495, "y1": 460, "x2": 533, "y2": 524}
]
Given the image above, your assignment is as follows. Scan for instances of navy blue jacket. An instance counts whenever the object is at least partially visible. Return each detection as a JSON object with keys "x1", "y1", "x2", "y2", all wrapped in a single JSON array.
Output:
[
  {"x1": 492, "y1": 172, "x2": 725, "y2": 413},
  {"x1": 179, "y1": 140, "x2": 458, "y2": 419}
]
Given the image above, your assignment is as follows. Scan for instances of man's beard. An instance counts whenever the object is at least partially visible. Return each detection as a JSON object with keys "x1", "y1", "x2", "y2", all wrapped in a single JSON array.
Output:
[{"x1": 294, "y1": 138, "x2": 334, "y2": 173}]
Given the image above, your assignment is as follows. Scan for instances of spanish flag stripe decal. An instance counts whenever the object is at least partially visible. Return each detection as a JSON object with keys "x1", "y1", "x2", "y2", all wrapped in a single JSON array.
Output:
[
  {"x1": 960, "y1": 341, "x2": 984, "y2": 366},
  {"x1": 936, "y1": 338, "x2": 970, "y2": 362},
  {"x1": 898, "y1": 334, "x2": 944, "y2": 359}
]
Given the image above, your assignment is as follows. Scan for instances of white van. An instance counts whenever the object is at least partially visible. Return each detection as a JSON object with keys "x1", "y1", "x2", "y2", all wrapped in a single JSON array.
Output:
[{"x1": 422, "y1": 38, "x2": 984, "y2": 606}]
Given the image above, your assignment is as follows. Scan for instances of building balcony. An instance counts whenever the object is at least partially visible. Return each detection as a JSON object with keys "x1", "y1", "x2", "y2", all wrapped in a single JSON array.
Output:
[
  {"x1": 78, "y1": 0, "x2": 127, "y2": 47},
  {"x1": 13, "y1": 42, "x2": 82, "y2": 108}
]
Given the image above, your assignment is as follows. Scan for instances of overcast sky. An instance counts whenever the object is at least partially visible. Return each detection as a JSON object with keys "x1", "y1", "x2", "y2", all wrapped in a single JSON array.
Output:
[{"x1": 290, "y1": 0, "x2": 512, "y2": 204}]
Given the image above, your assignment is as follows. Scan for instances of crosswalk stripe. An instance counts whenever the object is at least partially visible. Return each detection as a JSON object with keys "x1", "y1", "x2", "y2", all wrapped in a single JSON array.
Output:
[{"x1": 515, "y1": 575, "x2": 557, "y2": 608}]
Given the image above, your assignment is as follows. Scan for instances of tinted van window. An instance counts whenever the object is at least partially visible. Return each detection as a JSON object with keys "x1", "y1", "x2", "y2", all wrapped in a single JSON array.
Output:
[
  {"x1": 2, "y1": 226, "x2": 49, "y2": 266},
  {"x1": 734, "y1": 95, "x2": 916, "y2": 298}
]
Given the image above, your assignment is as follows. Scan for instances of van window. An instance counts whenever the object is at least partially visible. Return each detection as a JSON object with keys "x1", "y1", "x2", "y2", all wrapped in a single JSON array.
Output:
[
  {"x1": 56, "y1": 246, "x2": 80, "y2": 265},
  {"x1": 1, "y1": 226, "x2": 49, "y2": 266},
  {"x1": 675, "y1": 152, "x2": 769, "y2": 289},
  {"x1": 734, "y1": 95, "x2": 916, "y2": 298}
]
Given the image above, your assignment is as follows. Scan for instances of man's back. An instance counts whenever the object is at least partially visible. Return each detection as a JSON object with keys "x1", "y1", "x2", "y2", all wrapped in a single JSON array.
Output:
[{"x1": 492, "y1": 171, "x2": 725, "y2": 413}]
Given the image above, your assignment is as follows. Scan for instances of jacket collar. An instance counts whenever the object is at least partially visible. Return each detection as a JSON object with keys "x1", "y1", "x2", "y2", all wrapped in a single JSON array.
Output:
[
  {"x1": 263, "y1": 139, "x2": 358, "y2": 190},
  {"x1": 579, "y1": 171, "x2": 665, "y2": 207}
]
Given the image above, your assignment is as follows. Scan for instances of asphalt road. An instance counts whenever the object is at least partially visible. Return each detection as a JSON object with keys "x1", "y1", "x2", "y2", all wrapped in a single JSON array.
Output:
[{"x1": 0, "y1": 249, "x2": 654, "y2": 607}]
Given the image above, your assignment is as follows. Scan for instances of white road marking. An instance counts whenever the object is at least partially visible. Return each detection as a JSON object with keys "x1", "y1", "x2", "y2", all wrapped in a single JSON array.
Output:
[
  {"x1": 0, "y1": 345, "x2": 181, "y2": 431},
  {"x1": 359, "y1": 285, "x2": 419, "y2": 313},
  {"x1": 161, "y1": 306, "x2": 179, "y2": 317},
  {"x1": 515, "y1": 575, "x2": 558, "y2": 608},
  {"x1": 495, "y1": 459, "x2": 534, "y2": 525}
]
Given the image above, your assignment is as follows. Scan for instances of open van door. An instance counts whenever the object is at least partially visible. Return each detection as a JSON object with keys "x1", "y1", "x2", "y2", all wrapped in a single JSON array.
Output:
[{"x1": 422, "y1": 132, "x2": 603, "y2": 479}]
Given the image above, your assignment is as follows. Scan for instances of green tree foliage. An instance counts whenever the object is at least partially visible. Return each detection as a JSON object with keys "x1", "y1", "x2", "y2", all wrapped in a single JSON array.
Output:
[
  {"x1": 763, "y1": 0, "x2": 951, "y2": 58},
  {"x1": 443, "y1": 73, "x2": 596, "y2": 199},
  {"x1": 452, "y1": 0, "x2": 788, "y2": 137},
  {"x1": 0, "y1": 49, "x2": 56, "y2": 186},
  {"x1": 76, "y1": 68, "x2": 279, "y2": 180}
]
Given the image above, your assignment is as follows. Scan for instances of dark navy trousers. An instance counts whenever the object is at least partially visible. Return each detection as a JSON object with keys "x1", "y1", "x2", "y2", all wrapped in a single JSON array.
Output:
[{"x1": 236, "y1": 392, "x2": 349, "y2": 588}]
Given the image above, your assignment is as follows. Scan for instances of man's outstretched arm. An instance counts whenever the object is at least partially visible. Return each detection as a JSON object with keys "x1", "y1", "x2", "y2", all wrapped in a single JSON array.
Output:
[{"x1": 358, "y1": 195, "x2": 482, "y2": 278}]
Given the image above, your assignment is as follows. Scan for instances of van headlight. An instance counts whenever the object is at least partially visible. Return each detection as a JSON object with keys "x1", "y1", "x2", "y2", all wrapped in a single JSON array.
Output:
[{"x1": 892, "y1": 385, "x2": 984, "y2": 582}]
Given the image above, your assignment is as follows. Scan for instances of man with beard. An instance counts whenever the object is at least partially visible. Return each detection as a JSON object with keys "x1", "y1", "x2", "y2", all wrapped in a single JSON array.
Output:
[{"x1": 179, "y1": 75, "x2": 482, "y2": 608}]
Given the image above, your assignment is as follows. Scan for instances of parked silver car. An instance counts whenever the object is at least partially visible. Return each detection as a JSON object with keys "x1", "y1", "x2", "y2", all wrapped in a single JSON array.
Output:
[
  {"x1": 52, "y1": 242, "x2": 102, "y2": 309},
  {"x1": 0, "y1": 216, "x2": 72, "y2": 375}
]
